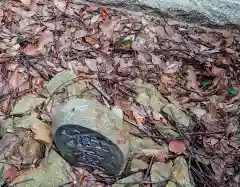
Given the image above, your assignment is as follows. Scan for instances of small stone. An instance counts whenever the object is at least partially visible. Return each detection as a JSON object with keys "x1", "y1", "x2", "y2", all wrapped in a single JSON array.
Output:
[
  {"x1": 112, "y1": 172, "x2": 142, "y2": 187},
  {"x1": 130, "y1": 159, "x2": 148, "y2": 171},
  {"x1": 151, "y1": 161, "x2": 173, "y2": 187}
]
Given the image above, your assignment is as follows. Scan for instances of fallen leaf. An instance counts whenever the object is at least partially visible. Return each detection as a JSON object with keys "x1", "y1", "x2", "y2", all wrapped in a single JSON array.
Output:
[
  {"x1": 84, "y1": 36, "x2": 99, "y2": 45},
  {"x1": 211, "y1": 159, "x2": 225, "y2": 180},
  {"x1": 151, "y1": 54, "x2": 166, "y2": 69},
  {"x1": 225, "y1": 48, "x2": 235, "y2": 53},
  {"x1": 149, "y1": 25, "x2": 166, "y2": 38},
  {"x1": 169, "y1": 140, "x2": 186, "y2": 155},
  {"x1": 191, "y1": 106, "x2": 207, "y2": 118},
  {"x1": 38, "y1": 30, "x2": 54, "y2": 49},
  {"x1": 141, "y1": 148, "x2": 169, "y2": 162},
  {"x1": 74, "y1": 30, "x2": 87, "y2": 38},
  {"x1": 225, "y1": 36, "x2": 234, "y2": 47},
  {"x1": 90, "y1": 14, "x2": 100, "y2": 23},
  {"x1": 4, "y1": 166, "x2": 18, "y2": 182},
  {"x1": 15, "y1": 115, "x2": 52, "y2": 145},
  {"x1": 100, "y1": 7, "x2": 109, "y2": 20},
  {"x1": 54, "y1": 0, "x2": 66, "y2": 12},
  {"x1": 164, "y1": 62, "x2": 182, "y2": 74},
  {"x1": 10, "y1": 6, "x2": 35, "y2": 17},
  {"x1": 11, "y1": 94, "x2": 45, "y2": 114},
  {"x1": 85, "y1": 58, "x2": 98, "y2": 71},
  {"x1": 131, "y1": 106, "x2": 146, "y2": 125},
  {"x1": 9, "y1": 70, "x2": 20, "y2": 89},
  {"x1": 31, "y1": 119, "x2": 52, "y2": 145},
  {"x1": 152, "y1": 110, "x2": 168, "y2": 125},
  {"x1": 99, "y1": 18, "x2": 119, "y2": 39},
  {"x1": 165, "y1": 24, "x2": 174, "y2": 35},
  {"x1": 23, "y1": 44, "x2": 40, "y2": 56},
  {"x1": 187, "y1": 66, "x2": 198, "y2": 89}
]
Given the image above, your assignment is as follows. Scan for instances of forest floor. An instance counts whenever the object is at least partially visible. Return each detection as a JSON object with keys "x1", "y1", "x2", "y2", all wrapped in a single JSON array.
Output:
[{"x1": 0, "y1": 0, "x2": 240, "y2": 187}]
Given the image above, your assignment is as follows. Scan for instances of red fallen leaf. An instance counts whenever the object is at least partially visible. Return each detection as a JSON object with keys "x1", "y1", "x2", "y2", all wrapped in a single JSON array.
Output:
[
  {"x1": 4, "y1": 166, "x2": 18, "y2": 182},
  {"x1": 100, "y1": 7, "x2": 108, "y2": 20},
  {"x1": 169, "y1": 140, "x2": 186, "y2": 155}
]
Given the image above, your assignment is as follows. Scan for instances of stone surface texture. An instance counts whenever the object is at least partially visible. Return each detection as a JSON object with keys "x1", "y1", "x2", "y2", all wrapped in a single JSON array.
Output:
[{"x1": 74, "y1": 0, "x2": 240, "y2": 26}]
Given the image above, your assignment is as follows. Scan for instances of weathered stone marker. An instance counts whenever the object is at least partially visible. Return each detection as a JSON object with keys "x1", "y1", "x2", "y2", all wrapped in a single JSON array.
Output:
[{"x1": 52, "y1": 98, "x2": 131, "y2": 177}]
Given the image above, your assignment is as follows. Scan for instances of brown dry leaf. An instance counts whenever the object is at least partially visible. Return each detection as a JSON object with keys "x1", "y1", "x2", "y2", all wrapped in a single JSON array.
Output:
[
  {"x1": 191, "y1": 106, "x2": 207, "y2": 118},
  {"x1": 225, "y1": 36, "x2": 234, "y2": 47},
  {"x1": 20, "y1": 0, "x2": 37, "y2": 11},
  {"x1": 151, "y1": 54, "x2": 166, "y2": 69},
  {"x1": 84, "y1": 36, "x2": 99, "y2": 45},
  {"x1": 141, "y1": 148, "x2": 169, "y2": 162},
  {"x1": 152, "y1": 110, "x2": 169, "y2": 125},
  {"x1": 149, "y1": 25, "x2": 166, "y2": 39},
  {"x1": 131, "y1": 106, "x2": 146, "y2": 125},
  {"x1": 165, "y1": 24, "x2": 174, "y2": 35},
  {"x1": 20, "y1": 0, "x2": 32, "y2": 6},
  {"x1": 31, "y1": 119, "x2": 52, "y2": 145},
  {"x1": 9, "y1": 70, "x2": 20, "y2": 89},
  {"x1": 74, "y1": 30, "x2": 87, "y2": 38},
  {"x1": 85, "y1": 58, "x2": 98, "y2": 72},
  {"x1": 54, "y1": 0, "x2": 66, "y2": 12},
  {"x1": 23, "y1": 44, "x2": 40, "y2": 56},
  {"x1": 115, "y1": 98, "x2": 135, "y2": 124},
  {"x1": 10, "y1": 6, "x2": 35, "y2": 17},
  {"x1": 164, "y1": 62, "x2": 182, "y2": 74},
  {"x1": 99, "y1": 17, "x2": 119, "y2": 39},
  {"x1": 211, "y1": 159, "x2": 225, "y2": 180},
  {"x1": 169, "y1": 140, "x2": 186, "y2": 155},
  {"x1": 200, "y1": 33, "x2": 222, "y2": 46},
  {"x1": 0, "y1": 97, "x2": 11, "y2": 114},
  {"x1": 187, "y1": 66, "x2": 198, "y2": 89},
  {"x1": 38, "y1": 30, "x2": 54, "y2": 49},
  {"x1": 0, "y1": 9, "x2": 3, "y2": 22},
  {"x1": 225, "y1": 48, "x2": 235, "y2": 53},
  {"x1": 161, "y1": 74, "x2": 176, "y2": 86}
]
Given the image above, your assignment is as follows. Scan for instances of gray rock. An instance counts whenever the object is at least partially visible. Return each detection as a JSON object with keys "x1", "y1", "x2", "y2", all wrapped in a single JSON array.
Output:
[
  {"x1": 73, "y1": 0, "x2": 240, "y2": 26},
  {"x1": 151, "y1": 161, "x2": 173, "y2": 187},
  {"x1": 9, "y1": 150, "x2": 71, "y2": 187},
  {"x1": 112, "y1": 172, "x2": 142, "y2": 187}
]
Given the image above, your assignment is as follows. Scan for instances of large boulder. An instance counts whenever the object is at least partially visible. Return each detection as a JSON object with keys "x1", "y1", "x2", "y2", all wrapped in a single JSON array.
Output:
[{"x1": 76, "y1": 0, "x2": 240, "y2": 26}]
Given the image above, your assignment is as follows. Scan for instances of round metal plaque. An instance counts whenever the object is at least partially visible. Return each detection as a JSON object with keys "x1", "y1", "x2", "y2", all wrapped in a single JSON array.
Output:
[{"x1": 54, "y1": 125, "x2": 124, "y2": 176}]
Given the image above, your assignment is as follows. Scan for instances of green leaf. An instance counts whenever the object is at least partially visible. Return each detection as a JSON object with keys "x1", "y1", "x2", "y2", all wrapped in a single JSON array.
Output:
[
  {"x1": 120, "y1": 39, "x2": 133, "y2": 45},
  {"x1": 227, "y1": 88, "x2": 238, "y2": 96},
  {"x1": 17, "y1": 34, "x2": 25, "y2": 41},
  {"x1": 201, "y1": 81, "x2": 209, "y2": 88},
  {"x1": 236, "y1": 134, "x2": 240, "y2": 145}
]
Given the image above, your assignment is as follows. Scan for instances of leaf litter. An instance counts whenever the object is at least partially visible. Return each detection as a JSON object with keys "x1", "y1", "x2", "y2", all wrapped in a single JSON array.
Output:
[{"x1": 0, "y1": 0, "x2": 240, "y2": 187}]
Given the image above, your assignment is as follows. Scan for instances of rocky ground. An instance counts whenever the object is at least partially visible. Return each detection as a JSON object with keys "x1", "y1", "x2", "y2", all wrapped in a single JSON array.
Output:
[{"x1": 0, "y1": 0, "x2": 240, "y2": 187}]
